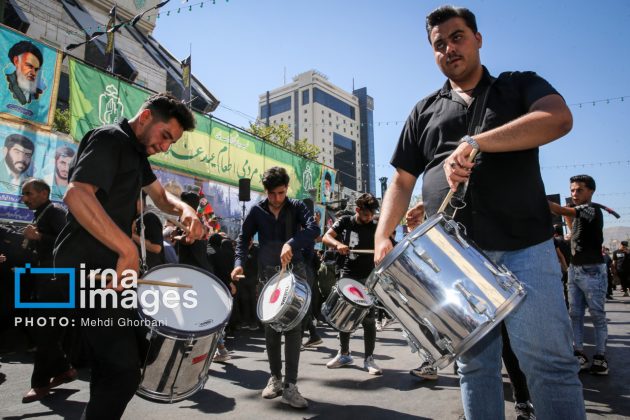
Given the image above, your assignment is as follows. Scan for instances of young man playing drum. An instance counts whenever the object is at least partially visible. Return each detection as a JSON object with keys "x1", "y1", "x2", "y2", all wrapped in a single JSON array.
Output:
[
  {"x1": 54, "y1": 93, "x2": 203, "y2": 419},
  {"x1": 231, "y1": 166, "x2": 319, "y2": 409},
  {"x1": 374, "y1": 6, "x2": 585, "y2": 419},
  {"x1": 322, "y1": 193, "x2": 382, "y2": 375}
]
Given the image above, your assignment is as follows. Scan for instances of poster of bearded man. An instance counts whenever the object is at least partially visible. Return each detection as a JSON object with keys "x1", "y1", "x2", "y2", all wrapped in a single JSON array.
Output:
[{"x1": 0, "y1": 25, "x2": 61, "y2": 127}]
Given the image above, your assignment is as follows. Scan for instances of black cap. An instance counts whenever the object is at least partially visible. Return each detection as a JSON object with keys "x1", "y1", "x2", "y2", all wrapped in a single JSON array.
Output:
[
  {"x1": 8, "y1": 41, "x2": 43, "y2": 66},
  {"x1": 622, "y1": 241, "x2": 628, "y2": 247}
]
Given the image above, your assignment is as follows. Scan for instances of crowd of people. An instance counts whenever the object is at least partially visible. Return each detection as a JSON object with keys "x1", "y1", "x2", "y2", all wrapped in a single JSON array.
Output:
[{"x1": 1, "y1": 5, "x2": 629, "y2": 420}]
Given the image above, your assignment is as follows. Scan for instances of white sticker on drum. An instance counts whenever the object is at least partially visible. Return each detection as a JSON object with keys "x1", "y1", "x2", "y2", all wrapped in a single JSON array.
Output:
[
  {"x1": 339, "y1": 278, "x2": 373, "y2": 307},
  {"x1": 137, "y1": 265, "x2": 232, "y2": 333},
  {"x1": 259, "y1": 273, "x2": 293, "y2": 322}
]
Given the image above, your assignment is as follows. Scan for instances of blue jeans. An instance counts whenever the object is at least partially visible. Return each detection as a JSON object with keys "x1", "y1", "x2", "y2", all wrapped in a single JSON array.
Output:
[
  {"x1": 568, "y1": 263, "x2": 608, "y2": 355},
  {"x1": 457, "y1": 239, "x2": 585, "y2": 420}
]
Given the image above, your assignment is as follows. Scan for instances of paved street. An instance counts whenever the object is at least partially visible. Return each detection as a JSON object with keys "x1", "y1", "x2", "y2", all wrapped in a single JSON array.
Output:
[{"x1": 1, "y1": 292, "x2": 629, "y2": 420}]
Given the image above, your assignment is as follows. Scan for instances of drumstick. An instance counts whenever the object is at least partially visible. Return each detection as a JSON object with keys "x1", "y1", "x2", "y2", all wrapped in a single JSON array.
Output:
[
  {"x1": 235, "y1": 274, "x2": 245, "y2": 279},
  {"x1": 350, "y1": 249, "x2": 374, "y2": 254},
  {"x1": 437, "y1": 149, "x2": 479, "y2": 214},
  {"x1": 94, "y1": 274, "x2": 192, "y2": 288},
  {"x1": 138, "y1": 279, "x2": 192, "y2": 288}
]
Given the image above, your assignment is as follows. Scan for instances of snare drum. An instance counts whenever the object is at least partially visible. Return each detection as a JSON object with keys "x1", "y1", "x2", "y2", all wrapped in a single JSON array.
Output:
[
  {"x1": 257, "y1": 269, "x2": 311, "y2": 332},
  {"x1": 136, "y1": 264, "x2": 232, "y2": 402},
  {"x1": 367, "y1": 213, "x2": 526, "y2": 369},
  {"x1": 321, "y1": 278, "x2": 374, "y2": 333}
]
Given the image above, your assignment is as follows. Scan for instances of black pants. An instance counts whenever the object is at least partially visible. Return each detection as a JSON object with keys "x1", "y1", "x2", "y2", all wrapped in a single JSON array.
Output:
[
  {"x1": 81, "y1": 306, "x2": 142, "y2": 420},
  {"x1": 301, "y1": 263, "x2": 320, "y2": 339},
  {"x1": 340, "y1": 307, "x2": 376, "y2": 358},
  {"x1": 260, "y1": 263, "x2": 308, "y2": 384},
  {"x1": 619, "y1": 271, "x2": 630, "y2": 293},
  {"x1": 237, "y1": 277, "x2": 258, "y2": 324},
  {"x1": 501, "y1": 323, "x2": 530, "y2": 404},
  {"x1": 30, "y1": 279, "x2": 72, "y2": 388}
]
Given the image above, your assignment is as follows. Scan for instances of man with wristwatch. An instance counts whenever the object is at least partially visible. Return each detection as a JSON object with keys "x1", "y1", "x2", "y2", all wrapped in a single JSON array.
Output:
[{"x1": 374, "y1": 5, "x2": 584, "y2": 420}]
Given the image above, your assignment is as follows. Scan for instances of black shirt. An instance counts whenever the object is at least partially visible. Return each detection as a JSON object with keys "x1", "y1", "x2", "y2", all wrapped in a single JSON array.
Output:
[
  {"x1": 612, "y1": 249, "x2": 628, "y2": 273},
  {"x1": 135, "y1": 211, "x2": 165, "y2": 269},
  {"x1": 31, "y1": 200, "x2": 66, "y2": 266},
  {"x1": 391, "y1": 67, "x2": 558, "y2": 251},
  {"x1": 332, "y1": 215, "x2": 376, "y2": 280},
  {"x1": 570, "y1": 204, "x2": 604, "y2": 265},
  {"x1": 235, "y1": 198, "x2": 320, "y2": 269},
  {"x1": 53, "y1": 119, "x2": 157, "y2": 269}
]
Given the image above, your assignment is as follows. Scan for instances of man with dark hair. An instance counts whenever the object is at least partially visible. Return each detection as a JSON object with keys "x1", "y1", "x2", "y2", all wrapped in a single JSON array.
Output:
[
  {"x1": 51, "y1": 146, "x2": 75, "y2": 199},
  {"x1": 20, "y1": 178, "x2": 76, "y2": 403},
  {"x1": 612, "y1": 241, "x2": 629, "y2": 296},
  {"x1": 1, "y1": 134, "x2": 35, "y2": 194},
  {"x1": 323, "y1": 192, "x2": 382, "y2": 374},
  {"x1": 53, "y1": 91, "x2": 202, "y2": 419},
  {"x1": 375, "y1": 5, "x2": 584, "y2": 419},
  {"x1": 550, "y1": 174, "x2": 608, "y2": 375},
  {"x1": 231, "y1": 166, "x2": 319, "y2": 409},
  {"x1": 176, "y1": 191, "x2": 212, "y2": 272},
  {"x1": 6, "y1": 41, "x2": 45, "y2": 105}
]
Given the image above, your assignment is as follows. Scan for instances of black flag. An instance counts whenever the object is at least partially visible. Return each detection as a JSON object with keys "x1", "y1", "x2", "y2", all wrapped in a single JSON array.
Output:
[{"x1": 181, "y1": 55, "x2": 191, "y2": 105}]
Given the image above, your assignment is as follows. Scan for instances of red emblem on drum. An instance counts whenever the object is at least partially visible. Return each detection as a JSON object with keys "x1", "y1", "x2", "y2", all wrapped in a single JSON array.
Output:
[
  {"x1": 348, "y1": 286, "x2": 364, "y2": 299},
  {"x1": 192, "y1": 353, "x2": 208, "y2": 365},
  {"x1": 269, "y1": 288, "x2": 281, "y2": 304}
]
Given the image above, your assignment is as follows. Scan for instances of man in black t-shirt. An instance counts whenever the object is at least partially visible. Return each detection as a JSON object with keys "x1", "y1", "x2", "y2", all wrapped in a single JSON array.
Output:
[
  {"x1": 612, "y1": 241, "x2": 629, "y2": 296},
  {"x1": 322, "y1": 193, "x2": 381, "y2": 375},
  {"x1": 374, "y1": 6, "x2": 584, "y2": 419},
  {"x1": 53, "y1": 93, "x2": 202, "y2": 420},
  {"x1": 550, "y1": 175, "x2": 608, "y2": 375}
]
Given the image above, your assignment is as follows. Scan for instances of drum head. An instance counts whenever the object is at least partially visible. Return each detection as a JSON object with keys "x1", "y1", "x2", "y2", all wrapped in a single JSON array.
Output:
[
  {"x1": 258, "y1": 271, "x2": 294, "y2": 322},
  {"x1": 137, "y1": 264, "x2": 232, "y2": 336},
  {"x1": 338, "y1": 278, "x2": 373, "y2": 307}
]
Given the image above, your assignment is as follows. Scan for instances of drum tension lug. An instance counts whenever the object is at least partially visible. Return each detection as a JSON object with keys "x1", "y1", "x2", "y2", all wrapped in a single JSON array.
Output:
[{"x1": 454, "y1": 281, "x2": 491, "y2": 318}]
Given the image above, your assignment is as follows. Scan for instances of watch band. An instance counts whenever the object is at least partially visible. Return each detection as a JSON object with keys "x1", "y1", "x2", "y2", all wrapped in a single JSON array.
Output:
[{"x1": 461, "y1": 135, "x2": 479, "y2": 151}]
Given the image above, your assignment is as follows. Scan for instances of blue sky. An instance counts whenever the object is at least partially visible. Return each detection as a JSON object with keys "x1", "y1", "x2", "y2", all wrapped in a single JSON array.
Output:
[{"x1": 153, "y1": 0, "x2": 630, "y2": 228}]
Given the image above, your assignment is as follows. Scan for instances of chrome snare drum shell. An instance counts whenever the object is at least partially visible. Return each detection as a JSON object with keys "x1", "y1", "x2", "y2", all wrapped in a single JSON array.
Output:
[
  {"x1": 136, "y1": 264, "x2": 233, "y2": 403},
  {"x1": 321, "y1": 278, "x2": 374, "y2": 333},
  {"x1": 257, "y1": 270, "x2": 312, "y2": 332},
  {"x1": 367, "y1": 214, "x2": 526, "y2": 368}
]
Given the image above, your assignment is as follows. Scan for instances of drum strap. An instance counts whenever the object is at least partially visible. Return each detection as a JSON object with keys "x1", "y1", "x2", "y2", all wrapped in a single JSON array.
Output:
[
  {"x1": 444, "y1": 76, "x2": 496, "y2": 218},
  {"x1": 138, "y1": 193, "x2": 148, "y2": 274}
]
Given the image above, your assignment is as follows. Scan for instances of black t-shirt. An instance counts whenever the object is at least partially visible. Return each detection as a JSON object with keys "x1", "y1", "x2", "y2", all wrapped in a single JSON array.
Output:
[
  {"x1": 135, "y1": 211, "x2": 165, "y2": 269},
  {"x1": 391, "y1": 67, "x2": 558, "y2": 251},
  {"x1": 332, "y1": 215, "x2": 376, "y2": 280},
  {"x1": 32, "y1": 201, "x2": 66, "y2": 266},
  {"x1": 53, "y1": 119, "x2": 157, "y2": 269},
  {"x1": 613, "y1": 249, "x2": 629, "y2": 273},
  {"x1": 570, "y1": 204, "x2": 604, "y2": 265}
]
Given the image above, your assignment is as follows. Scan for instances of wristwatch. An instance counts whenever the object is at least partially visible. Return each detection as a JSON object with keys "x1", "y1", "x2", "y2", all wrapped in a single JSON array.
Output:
[{"x1": 461, "y1": 135, "x2": 479, "y2": 151}]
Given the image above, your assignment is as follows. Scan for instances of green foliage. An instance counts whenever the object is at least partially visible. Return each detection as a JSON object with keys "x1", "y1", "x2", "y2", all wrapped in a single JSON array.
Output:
[
  {"x1": 52, "y1": 108, "x2": 71, "y2": 134},
  {"x1": 248, "y1": 122, "x2": 321, "y2": 160}
]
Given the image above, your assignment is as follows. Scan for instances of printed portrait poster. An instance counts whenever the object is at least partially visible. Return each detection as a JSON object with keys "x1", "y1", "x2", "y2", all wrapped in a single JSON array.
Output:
[
  {"x1": 0, "y1": 119, "x2": 76, "y2": 221},
  {"x1": 320, "y1": 167, "x2": 336, "y2": 204},
  {"x1": 313, "y1": 203, "x2": 326, "y2": 250},
  {"x1": 0, "y1": 25, "x2": 61, "y2": 127}
]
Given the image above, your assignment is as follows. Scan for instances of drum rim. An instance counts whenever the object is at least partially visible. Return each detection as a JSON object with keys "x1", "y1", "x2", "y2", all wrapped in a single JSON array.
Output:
[
  {"x1": 256, "y1": 270, "x2": 298, "y2": 322},
  {"x1": 368, "y1": 213, "x2": 444, "y2": 287},
  {"x1": 137, "y1": 263, "x2": 233, "y2": 337},
  {"x1": 337, "y1": 278, "x2": 374, "y2": 307}
]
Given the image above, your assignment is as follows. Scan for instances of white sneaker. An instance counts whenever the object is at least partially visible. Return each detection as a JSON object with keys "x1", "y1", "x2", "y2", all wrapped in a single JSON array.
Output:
[
  {"x1": 326, "y1": 351, "x2": 354, "y2": 368},
  {"x1": 261, "y1": 375, "x2": 283, "y2": 399},
  {"x1": 375, "y1": 321, "x2": 383, "y2": 332},
  {"x1": 213, "y1": 347, "x2": 230, "y2": 362},
  {"x1": 281, "y1": 383, "x2": 308, "y2": 408},
  {"x1": 364, "y1": 356, "x2": 382, "y2": 375}
]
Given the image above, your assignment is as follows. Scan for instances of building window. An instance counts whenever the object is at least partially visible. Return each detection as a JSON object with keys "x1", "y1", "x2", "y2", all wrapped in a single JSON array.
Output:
[
  {"x1": 302, "y1": 89, "x2": 309, "y2": 105},
  {"x1": 314, "y1": 88, "x2": 356, "y2": 120},
  {"x1": 304, "y1": 128, "x2": 308, "y2": 132},
  {"x1": 304, "y1": 109, "x2": 308, "y2": 114},
  {"x1": 260, "y1": 96, "x2": 291, "y2": 119}
]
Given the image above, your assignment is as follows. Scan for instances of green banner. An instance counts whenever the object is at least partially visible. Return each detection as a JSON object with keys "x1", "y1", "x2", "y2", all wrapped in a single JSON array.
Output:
[
  {"x1": 69, "y1": 59, "x2": 150, "y2": 140},
  {"x1": 69, "y1": 59, "x2": 331, "y2": 200}
]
